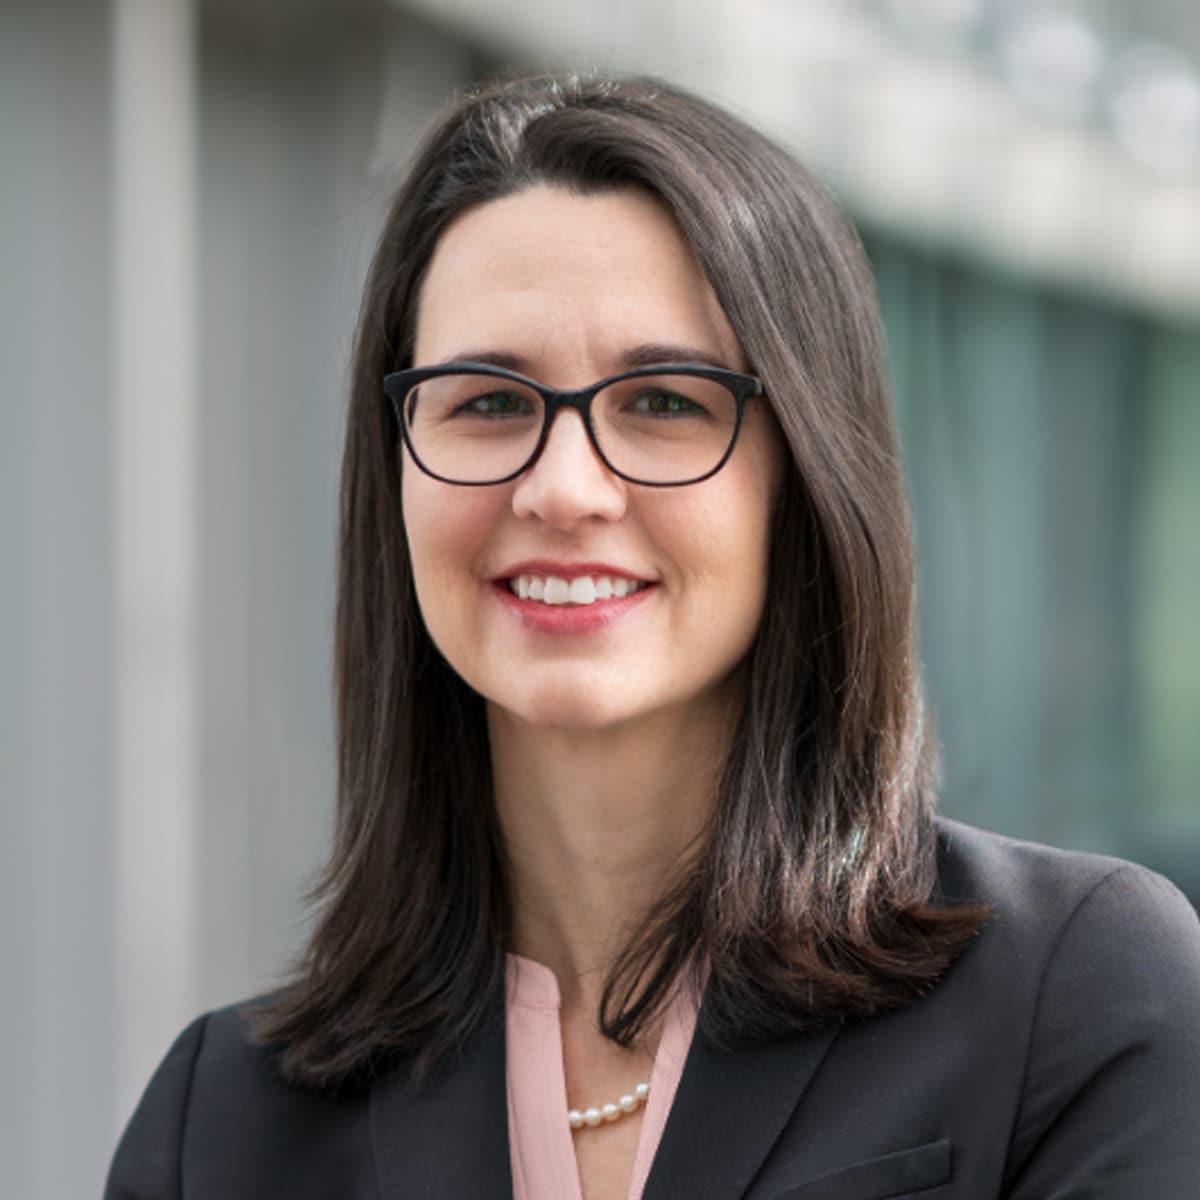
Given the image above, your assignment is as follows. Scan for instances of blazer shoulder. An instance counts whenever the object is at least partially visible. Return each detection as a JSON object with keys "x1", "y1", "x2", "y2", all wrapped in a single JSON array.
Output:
[
  {"x1": 934, "y1": 815, "x2": 1195, "y2": 931},
  {"x1": 105, "y1": 1013, "x2": 210, "y2": 1200},
  {"x1": 931, "y1": 816, "x2": 1200, "y2": 1028},
  {"x1": 922, "y1": 819, "x2": 1200, "y2": 1194},
  {"x1": 106, "y1": 996, "x2": 376, "y2": 1200},
  {"x1": 931, "y1": 823, "x2": 1200, "y2": 1194}
]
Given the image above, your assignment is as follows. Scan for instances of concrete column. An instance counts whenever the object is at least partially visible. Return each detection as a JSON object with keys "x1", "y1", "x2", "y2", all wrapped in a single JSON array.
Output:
[{"x1": 111, "y1": 0, "x2": 200, "y2": 1125}]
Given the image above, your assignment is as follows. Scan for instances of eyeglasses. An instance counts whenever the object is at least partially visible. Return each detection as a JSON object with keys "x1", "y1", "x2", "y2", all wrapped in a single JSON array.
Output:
[{"x1": 383, "y1": 361, "x2": 763, "y2": 487}]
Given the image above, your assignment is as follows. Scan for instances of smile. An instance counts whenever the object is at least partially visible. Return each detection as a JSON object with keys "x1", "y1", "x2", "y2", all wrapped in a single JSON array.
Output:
[{"x1": 508, "y1": 574, "x2": 650, "y2": 606}]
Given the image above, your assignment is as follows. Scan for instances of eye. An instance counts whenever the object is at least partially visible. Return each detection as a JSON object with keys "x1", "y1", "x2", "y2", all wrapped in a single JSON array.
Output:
[
  {"x1": 627, "y1": 388, "x2": 708, "y2": 417},
  {"x1": 455, "y1": 389, "x2": 535, "y2": 418}
]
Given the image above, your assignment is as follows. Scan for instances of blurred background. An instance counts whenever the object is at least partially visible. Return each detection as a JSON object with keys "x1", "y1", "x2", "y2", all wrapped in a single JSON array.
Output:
[{"x1": 3, "y1": 0, "x2": 1199, "y2": 1195}]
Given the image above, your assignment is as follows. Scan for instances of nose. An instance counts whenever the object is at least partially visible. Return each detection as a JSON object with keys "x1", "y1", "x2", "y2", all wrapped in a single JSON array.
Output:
[{"x1": 510, "y1": 409, "x2": 627, "y2": 529}]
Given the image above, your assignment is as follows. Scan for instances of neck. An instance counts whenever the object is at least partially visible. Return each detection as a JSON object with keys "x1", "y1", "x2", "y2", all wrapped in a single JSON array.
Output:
[{"x1": 490, "y1": 700, "x2": 733, "y2": 1015}]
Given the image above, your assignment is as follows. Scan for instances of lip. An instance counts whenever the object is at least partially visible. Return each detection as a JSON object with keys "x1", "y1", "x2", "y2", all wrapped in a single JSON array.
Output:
[{"x1": 491, "y1": 565, "x2": 656, "y2": 636}]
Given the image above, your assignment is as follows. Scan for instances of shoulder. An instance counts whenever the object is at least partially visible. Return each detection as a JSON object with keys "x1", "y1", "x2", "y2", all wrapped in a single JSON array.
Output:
[
  {"x1": 935, "y1": 814, "x2": 1198, "y2": 945},
  {"x1": 105, "y1": 997, "x2": 377, "y2": 1200},
  {"x1": 930, "y1": 818, "x2": 1200, "y2": 1192},
  {"x1": 933, "y1": 815, "x2": 1200, "y2": 1007}
]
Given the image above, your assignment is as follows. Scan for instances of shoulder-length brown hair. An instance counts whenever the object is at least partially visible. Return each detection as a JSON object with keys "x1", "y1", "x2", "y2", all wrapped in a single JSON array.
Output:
[{"x1": 257, "y1": 72, "x2": 984, "y2": 1090}]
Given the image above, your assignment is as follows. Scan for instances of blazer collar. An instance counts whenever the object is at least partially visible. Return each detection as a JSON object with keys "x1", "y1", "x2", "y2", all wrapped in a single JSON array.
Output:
[
  {"x1": 369, "y1": 990, "x2": 840, "y2": 1200},
  {"x1": 644, "y1": 1017, "x2": 840, "y2": 1200}
]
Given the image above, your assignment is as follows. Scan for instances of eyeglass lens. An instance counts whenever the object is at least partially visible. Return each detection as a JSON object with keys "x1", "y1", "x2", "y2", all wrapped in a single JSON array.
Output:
[{"x1": 404, "y1": 371, "x2": 739, "y2": 484}]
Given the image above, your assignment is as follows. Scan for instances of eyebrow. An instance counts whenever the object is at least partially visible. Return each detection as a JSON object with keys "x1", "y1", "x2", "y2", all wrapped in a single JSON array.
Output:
[{"x1": 434, "y1": 342, "x2": 735, "y2": 373}]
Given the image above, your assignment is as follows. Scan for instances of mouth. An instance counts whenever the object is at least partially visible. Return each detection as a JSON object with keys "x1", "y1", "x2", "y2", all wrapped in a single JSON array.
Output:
[{"x1": 506, "y1": 573, "x2": 652, "y2": 607}]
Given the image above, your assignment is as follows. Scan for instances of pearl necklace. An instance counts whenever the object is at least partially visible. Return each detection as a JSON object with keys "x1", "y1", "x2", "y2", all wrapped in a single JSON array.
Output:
[{"x1": 568, "y1": 1081, "x2": 650, "y2": 1130}]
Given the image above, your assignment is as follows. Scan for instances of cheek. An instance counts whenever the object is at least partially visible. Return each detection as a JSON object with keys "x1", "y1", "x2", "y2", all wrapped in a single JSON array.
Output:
[
  {"x1": 401, "y1": 469, "x2": 496, "y2": 614},
  {"x1": 716, "y1": 446, "x2": 783, "y2": 620},
  {"x1": 727, "y1": 421, "x2": 787, "y2": 603},
  {"x1": 659, "y1": 473, "x2": 777, "y2": 626}
]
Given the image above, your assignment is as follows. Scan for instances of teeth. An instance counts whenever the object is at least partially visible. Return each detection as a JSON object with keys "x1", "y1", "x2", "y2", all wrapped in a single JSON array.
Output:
[
  {"x1": 568, "y1": 577, "x2": 596, "y2": 604},
  {"x1": 508, "y1": 574, "x2": 645, "y2": 607}
]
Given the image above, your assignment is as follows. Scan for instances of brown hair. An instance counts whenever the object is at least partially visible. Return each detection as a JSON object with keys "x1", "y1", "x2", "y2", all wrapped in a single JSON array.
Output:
[{"x1": 256, "y1": 72, "x2": 985, "y2": 1090}]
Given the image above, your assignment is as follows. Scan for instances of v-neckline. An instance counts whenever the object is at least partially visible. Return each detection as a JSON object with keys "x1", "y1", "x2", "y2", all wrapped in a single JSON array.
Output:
[{"x1": 505, "y1": 953, "x2": 700, "y2": 1200}]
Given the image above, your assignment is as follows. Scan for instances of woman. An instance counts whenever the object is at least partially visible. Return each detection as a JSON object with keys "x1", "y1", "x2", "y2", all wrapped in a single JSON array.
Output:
[{"x1": 107, "y1": 73, "x2": 1200, "y2": 1199}]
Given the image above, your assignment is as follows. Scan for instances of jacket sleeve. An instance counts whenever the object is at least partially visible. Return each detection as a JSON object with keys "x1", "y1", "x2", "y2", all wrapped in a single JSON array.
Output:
[
  {"x1": 104, "y1": 1015, "x2": 209, "y2": 1200},
  {"x1": 1003, "y1": 864, "x2": 1200, "y2": 1198}
]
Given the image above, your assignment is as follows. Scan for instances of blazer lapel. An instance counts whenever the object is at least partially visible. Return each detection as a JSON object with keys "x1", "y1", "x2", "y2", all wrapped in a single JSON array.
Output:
[
  {"x1": 370, "y1": 1000, "x2": 513, "y2": 1200},
  {"x1": 644, "y1": 1020, "x2": 840, "y2": 1200}
]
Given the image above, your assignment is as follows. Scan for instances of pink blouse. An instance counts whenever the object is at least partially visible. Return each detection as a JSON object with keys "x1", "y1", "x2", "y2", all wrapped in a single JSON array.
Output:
[{"x1": 505, "y1": 955, "x2": 699, "y2": 1200}]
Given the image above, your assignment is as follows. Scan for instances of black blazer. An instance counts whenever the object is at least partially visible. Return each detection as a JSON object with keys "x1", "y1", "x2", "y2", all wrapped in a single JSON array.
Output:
[{"x1": 106, "y1": 820, "x2": 1200, "y2": 1199}]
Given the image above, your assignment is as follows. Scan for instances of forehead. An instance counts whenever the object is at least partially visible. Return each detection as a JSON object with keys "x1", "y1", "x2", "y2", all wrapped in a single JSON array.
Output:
[{"x1": 412, "y1": 184, "x2": 745, "y2": 373}]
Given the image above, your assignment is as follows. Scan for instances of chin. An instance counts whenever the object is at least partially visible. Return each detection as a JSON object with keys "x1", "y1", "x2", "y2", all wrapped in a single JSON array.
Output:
[
  {"x1": 484, "y1": 672, "x2": 654, "y2": 735},
  {"x1": 502, "y1": 693, "x2": 631, "y2": 733}
]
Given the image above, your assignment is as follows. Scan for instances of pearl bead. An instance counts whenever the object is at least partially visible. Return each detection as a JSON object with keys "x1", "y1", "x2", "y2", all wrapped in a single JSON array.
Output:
[{"x1": 568, "y1": 1082, "x2": 651, "y2": 1131}]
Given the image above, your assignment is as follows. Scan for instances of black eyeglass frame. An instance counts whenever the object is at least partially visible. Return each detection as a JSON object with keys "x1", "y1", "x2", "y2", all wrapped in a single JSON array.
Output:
[{"x1": 383, "y1": 360, "x2": 764, "y2": 487}]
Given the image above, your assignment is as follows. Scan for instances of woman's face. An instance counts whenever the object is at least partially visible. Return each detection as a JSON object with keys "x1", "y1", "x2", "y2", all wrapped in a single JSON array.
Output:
[{"x1": 403, "y1": 183, "x2": 785, "y2": 735}]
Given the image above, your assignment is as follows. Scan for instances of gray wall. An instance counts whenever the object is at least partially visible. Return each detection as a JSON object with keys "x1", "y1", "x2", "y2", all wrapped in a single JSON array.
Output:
[{"x1": 1, "y1": 3, "x2": 472, "y2": 1196}]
